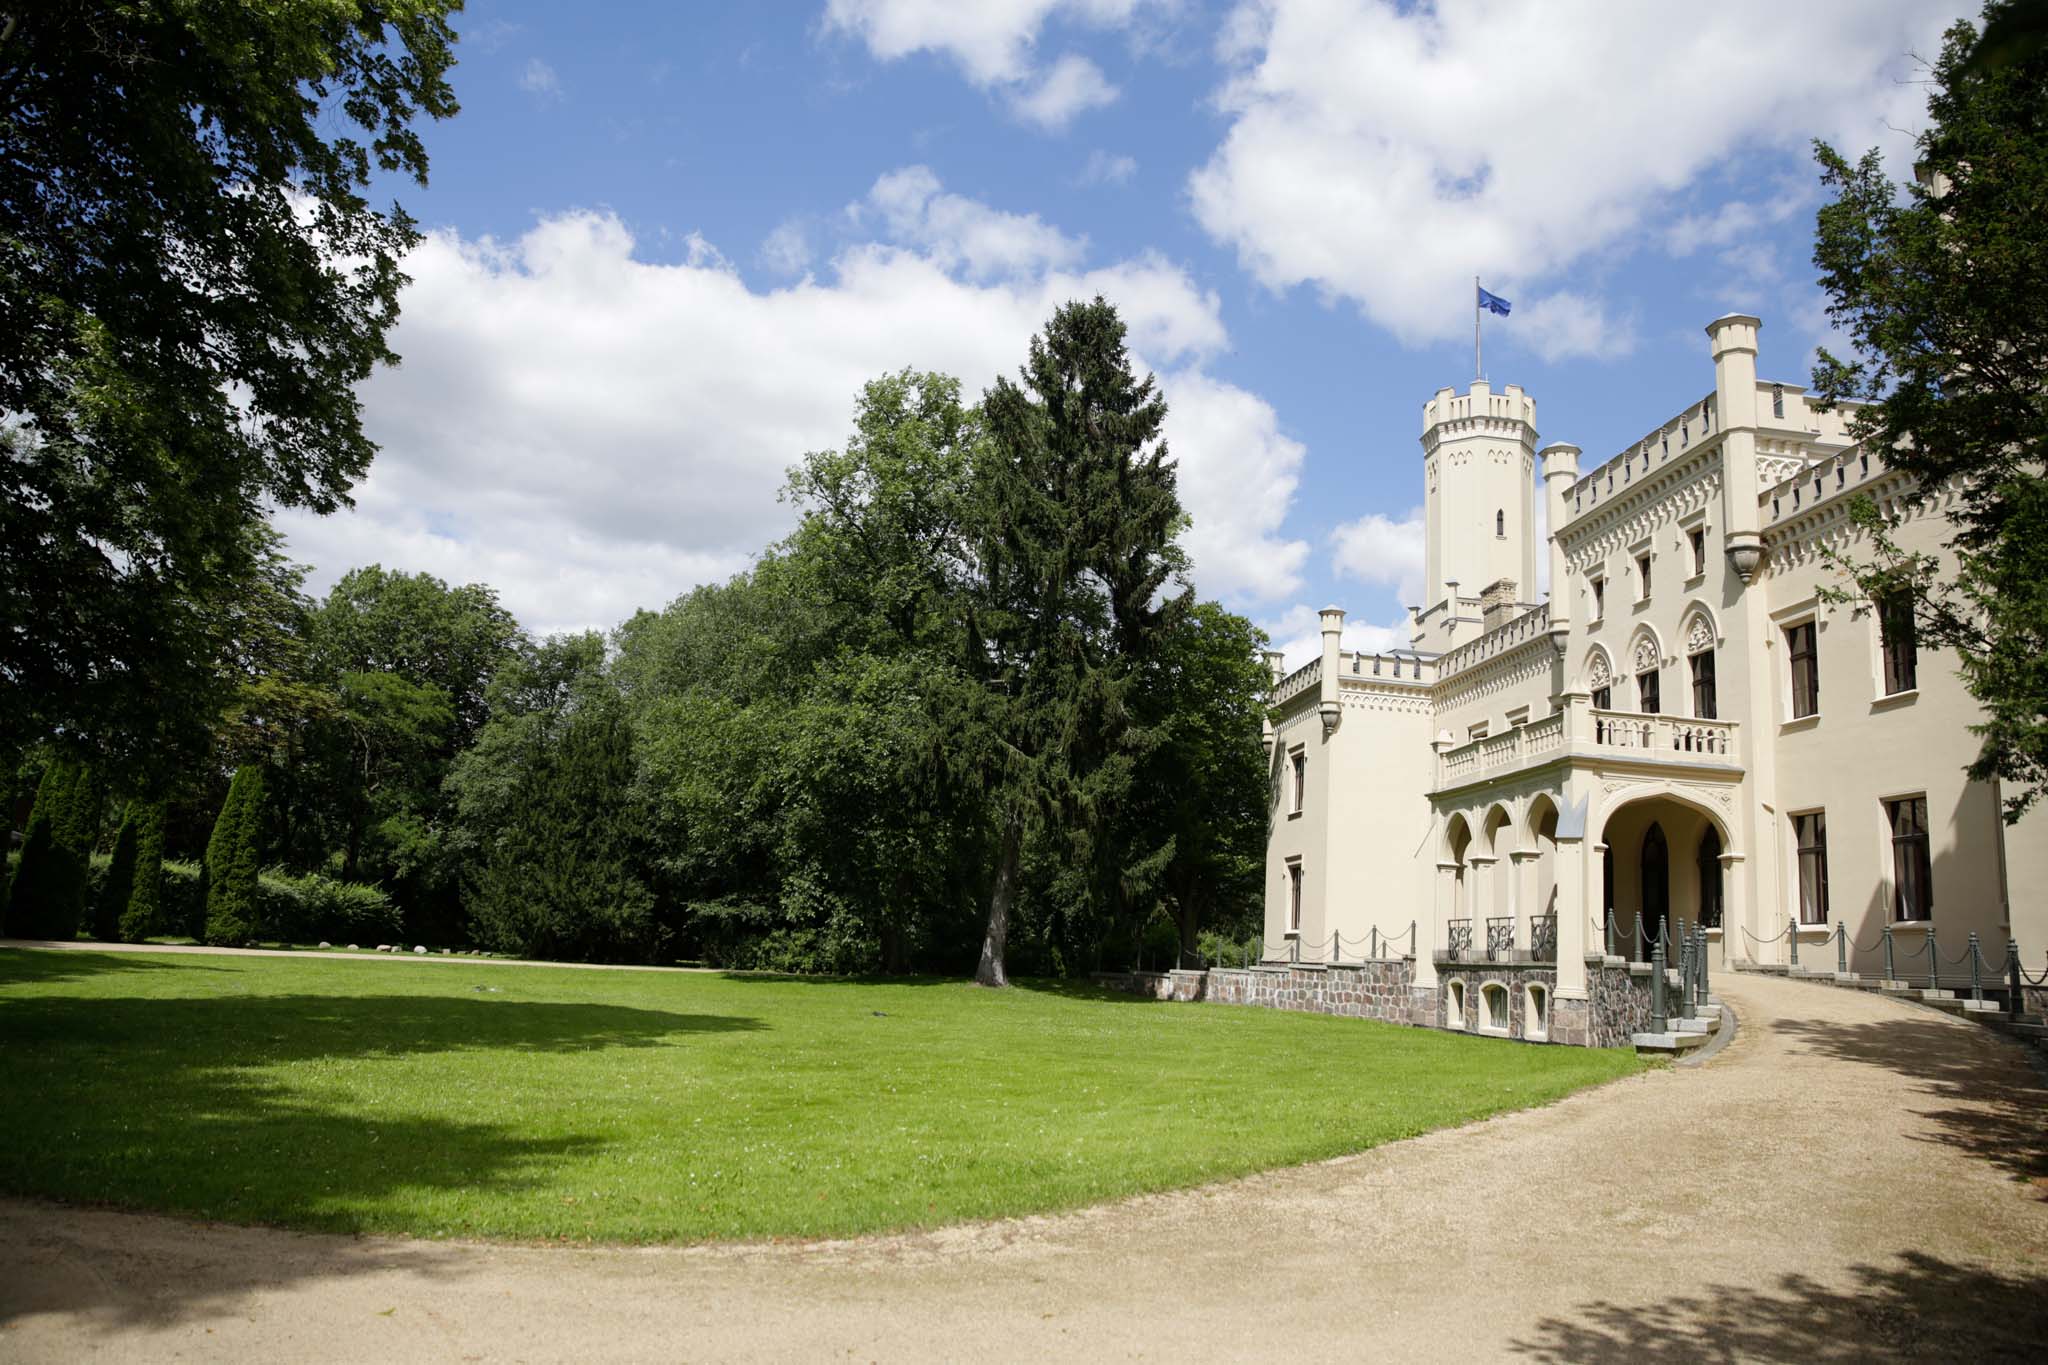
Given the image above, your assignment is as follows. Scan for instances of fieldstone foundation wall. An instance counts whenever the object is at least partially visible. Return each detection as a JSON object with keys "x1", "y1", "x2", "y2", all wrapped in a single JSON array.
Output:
[
  {"x1": 1093, "y1": 952, "x2": 1677, "y2": 1049},
  {"x1": 1585, "y1": 954, "x2": 1689, "y2": 1047},
  {"x1": 1095, "y1": 959, "x2": 1435, "y2": 1028},
  {"x1": 1431, "y1": 960, "x2": 1560, "y2": 1043}
]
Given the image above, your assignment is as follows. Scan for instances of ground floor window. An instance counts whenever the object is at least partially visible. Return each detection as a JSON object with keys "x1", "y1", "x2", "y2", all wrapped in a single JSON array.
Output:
[
  {"x1": 1286, "y1": 860, "x2": 1303, "y2": 933},
  {"x1": 1887, "y1": 796, "x2": 1931, "y2": 921},
  {"x1": 1794, "y1": 811, "x2": 1829, "y2": 924}
]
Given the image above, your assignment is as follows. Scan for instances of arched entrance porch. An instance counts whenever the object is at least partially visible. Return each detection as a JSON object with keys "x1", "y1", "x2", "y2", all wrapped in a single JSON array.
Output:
[{"x1": 1599, "y1": 792, "x2": 1733, "y2": 962}]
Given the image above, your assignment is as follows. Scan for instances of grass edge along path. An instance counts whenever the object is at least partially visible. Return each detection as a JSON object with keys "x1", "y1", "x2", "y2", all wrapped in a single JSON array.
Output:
[{"x1": 0, "y1": 946, "x2": 1646, "y2": 1245}]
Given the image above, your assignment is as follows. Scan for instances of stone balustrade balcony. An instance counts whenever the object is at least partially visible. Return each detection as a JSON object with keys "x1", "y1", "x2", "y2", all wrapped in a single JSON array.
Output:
[{"x1": 1434, "y1": 697, "x2": 1740, "y2": 792}]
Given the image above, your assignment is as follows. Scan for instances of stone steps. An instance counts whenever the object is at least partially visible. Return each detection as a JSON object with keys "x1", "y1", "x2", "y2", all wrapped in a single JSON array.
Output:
[{"x1": 1632, "y1": 1029, "x2": 1711, "y2": 1054}]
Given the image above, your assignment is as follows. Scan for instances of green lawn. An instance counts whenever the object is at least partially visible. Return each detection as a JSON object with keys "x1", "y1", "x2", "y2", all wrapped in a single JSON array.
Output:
[{"x1": 0, "y1": 947, "x2": 1643, "y2": 1244}]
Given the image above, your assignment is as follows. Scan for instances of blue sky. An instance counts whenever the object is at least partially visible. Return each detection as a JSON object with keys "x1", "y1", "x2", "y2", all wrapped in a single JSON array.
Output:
[{"x1": 284, "y1": 0, "x2": 1970, "y2": 663}]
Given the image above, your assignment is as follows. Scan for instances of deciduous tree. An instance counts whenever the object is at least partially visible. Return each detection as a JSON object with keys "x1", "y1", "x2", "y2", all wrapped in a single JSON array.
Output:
[{"x1": 1811, "y1": 0, "x2": 2048, "y2": 817}]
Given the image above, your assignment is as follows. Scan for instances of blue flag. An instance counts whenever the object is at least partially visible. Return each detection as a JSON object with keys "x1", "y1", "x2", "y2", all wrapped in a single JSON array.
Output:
[{"x1": 1478, "y1": 285, "x2": 1512, "y2": 316}]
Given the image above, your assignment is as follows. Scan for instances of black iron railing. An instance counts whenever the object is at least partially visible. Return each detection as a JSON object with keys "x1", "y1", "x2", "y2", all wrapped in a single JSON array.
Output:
[
  {"x1": 1486, "y1": 915, "x2": 1516, "y2": 962},
  {"x1": 1447, "y1": 918, "x2": 1473, "y2": 957},
  {"x1": 1529, "y1": 912, "x2": 1557, "y2": 961}
]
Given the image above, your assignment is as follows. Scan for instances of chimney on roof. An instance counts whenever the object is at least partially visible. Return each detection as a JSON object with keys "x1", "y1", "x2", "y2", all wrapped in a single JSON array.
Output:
[{"x1": 1480, "y1": 578, "x2": 1520, "y2": 631}]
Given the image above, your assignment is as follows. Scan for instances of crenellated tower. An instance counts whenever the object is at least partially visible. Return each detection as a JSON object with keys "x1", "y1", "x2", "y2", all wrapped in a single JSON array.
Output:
[{"x1": 1415, "y1": 380, "x2": 1539, "y2": 652}]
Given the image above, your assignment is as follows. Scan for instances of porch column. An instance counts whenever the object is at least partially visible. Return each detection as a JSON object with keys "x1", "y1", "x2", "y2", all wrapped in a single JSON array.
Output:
[
  {"x1": 1721, "y1": 852, "x2": 1747, "y2": 966},
  {"x1": 1590, "y1": 841, "x2": 1611, "y2": 955},
  {"x1": 1511, "y1": 850, "x2": 1540, "y2": 952},
  {"x1": 1555, "y1": 835, "x2": 1588, "y2": 998},
  {"x1": 1469, "y1": 855, "x2": 1496, "y2": 952}
]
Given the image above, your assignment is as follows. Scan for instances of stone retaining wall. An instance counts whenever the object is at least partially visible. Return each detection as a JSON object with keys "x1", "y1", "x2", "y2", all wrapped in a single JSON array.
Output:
[{"x1": 1092, "y1": 952, "x2": 1676, "y2": 1050}]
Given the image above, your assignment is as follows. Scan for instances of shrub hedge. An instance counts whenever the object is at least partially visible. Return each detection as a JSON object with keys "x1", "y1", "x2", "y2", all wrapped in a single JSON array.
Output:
[{"x1": 6, "y1": 855, "x2": 398, "y2": 946}]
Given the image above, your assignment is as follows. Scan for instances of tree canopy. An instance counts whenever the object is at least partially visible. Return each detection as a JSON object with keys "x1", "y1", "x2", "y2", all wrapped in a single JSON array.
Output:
[
  {"x1": 1810, "y1": 0, "x2": 2048, "y2": 817},
  {"x1": 0, "y1": 1, "x2": 460, "y2": 780}
]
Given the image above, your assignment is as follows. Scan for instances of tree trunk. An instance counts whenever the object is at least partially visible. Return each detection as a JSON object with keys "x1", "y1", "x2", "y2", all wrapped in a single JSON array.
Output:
[
  {"x1": 974, "y1": 811, "x2": 1023, "y2": 987},
  {"x1": 1176, "y1": 899, "x2": 1199, "y2": 968}
]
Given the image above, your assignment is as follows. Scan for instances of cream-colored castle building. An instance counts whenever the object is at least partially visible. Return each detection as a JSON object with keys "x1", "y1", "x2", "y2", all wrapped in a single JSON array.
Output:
[{"x1": 1264, "y1": 314, "x2": 2048, "y2": 1041}]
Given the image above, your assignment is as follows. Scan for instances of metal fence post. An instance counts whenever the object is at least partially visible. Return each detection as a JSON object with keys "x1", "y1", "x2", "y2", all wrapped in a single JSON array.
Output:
[
  {"x1": 1370, "y1": 926, "x2": 1379, "y2": 959},
  {"x1": 1679, "y1": 929, "x2": 1694, "y2": 1015},
  {"x1": 1883, "y1": 923, "x2": 1895, "y2": 983},
  {"x1": 1788, "y1": 913, "x2": 1799, "y2": 968},
  {"x1": 1697, "y1": 926, "x2": 1710, "y2": 1007},
  {"x1": 1928, "y1": 926, "x2": 1940, "y2": 991},
  {"x1": 1968, "y1": 932, "x2": 1982, "y2": 1003},
  {"x1": 1836, "y1": 919, "x2": 1847, "y2": 975},
  {"x1": 1410, "y1": 920, "x2": 1417, "y2": 959},
  {"x1": 1635, "y1": 914, "x2": 1646, "y2": 964},
  {"x1": 1650, "y1": 936, "x2": 1668, "y2": 1034},
  {"x1": 2007, "y1": 940, "x2": 2025, "y2": 1019},
  {"x1": 1290, "y1": 935, "x2": 1300, "y2": 965}
]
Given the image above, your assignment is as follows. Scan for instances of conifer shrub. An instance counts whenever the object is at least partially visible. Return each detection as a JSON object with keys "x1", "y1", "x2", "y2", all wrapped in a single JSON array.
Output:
[
  {"x1": 118, "y1": 801, "x2": 167, "y2": 942},
  {"x1": 94, "y1": 803, "x2": 139, "y2": 941},
  {"x1": 6, "y1": 760, "x2": 89, "y2": 939},
  {"x1": 203, "y1": 766, "x2": 265, "y2": 945}
]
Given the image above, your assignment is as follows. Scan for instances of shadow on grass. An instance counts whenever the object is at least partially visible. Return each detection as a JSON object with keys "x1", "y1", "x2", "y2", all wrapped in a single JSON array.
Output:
[
  {"x1": 1509, "y1": 1251, "x2": 2048, "y2": 1363},
  {"x1": 0, "y1": 946, "x2": 231, "y2": 984},
  {"x1": 0, "y1": 988, "x2": 764, "y2": 1328},
  {"x1": 1774, "y1": 1012, "x2": 2048, "y2": 1196}
]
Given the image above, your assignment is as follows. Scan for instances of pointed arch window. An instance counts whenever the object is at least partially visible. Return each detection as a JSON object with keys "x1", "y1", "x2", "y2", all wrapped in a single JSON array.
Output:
[{"x1": 1496, "y1": 508, "x2": 1505, "y2": 538}]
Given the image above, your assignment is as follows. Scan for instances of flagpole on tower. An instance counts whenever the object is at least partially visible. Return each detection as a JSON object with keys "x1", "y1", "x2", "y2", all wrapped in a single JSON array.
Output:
[{"x1": 1474, "y1": 275, "x2": 1482, "y2": 381}]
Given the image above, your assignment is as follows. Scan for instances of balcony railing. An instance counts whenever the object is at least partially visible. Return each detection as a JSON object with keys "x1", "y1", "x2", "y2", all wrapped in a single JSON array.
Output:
[
  {"x1": 1447, "y1": 918, "x2": 1473, "y2": 957},
  {"x1": 1530, "y1": 912, "x2": 1558, "y2": 961},
  {"x1": 1485, "y1": 916, "x2": 1516, "y2": 961},
  {"x1": 1434, "y1": 699, "x2": 1739, "y2": 790},
  {"x1": 1591, "y1": 710, "x2": 1735, "y2": 757}
]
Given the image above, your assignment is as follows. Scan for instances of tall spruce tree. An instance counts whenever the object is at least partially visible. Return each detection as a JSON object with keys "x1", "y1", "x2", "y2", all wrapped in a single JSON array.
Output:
[
  {"x1": 204, "y1": 766, "x2": 265, "y2": 945},
  {"x1": 467, "y1": 688, "x2": 660, "y2": 963},
  {"x1": 965, "y1": 298, "x2": 1190, "y2": 987},
  {"x1": 117, "y1": 800, "x2": 167, "y2": 942}
]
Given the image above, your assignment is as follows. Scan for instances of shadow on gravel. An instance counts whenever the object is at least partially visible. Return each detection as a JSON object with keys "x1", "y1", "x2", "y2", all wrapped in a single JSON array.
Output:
[
  {"x1": 1510, "y1": 1251, "x2": 2048, "y2": 1363},
  {"x1": 1774, "y1": 1013, "x2": 2048, "y2": 1196}
]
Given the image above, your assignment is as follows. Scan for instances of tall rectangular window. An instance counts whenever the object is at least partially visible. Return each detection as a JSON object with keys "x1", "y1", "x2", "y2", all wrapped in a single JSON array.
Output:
[
  {"x1": 1591, "y1": 685, "x2": 1612, "y2": 710},
  {"x1": 1888, "y1": 797, "x2": 1932, "y2": 921},
  {"x1": 1591, "y1": 577, "x2": 1606, "y2": 619},
  {"x1": 1286, "y1": 861, "x2": 1303, "y2": 933},
  {"x1": 1786, "y1": 621, "x2": 1820, "y2": 718},
  {"x1": 1289, "y1": 749, "x2": 1306, "y2": 815},
  {"x1": 1880, "y1": 591, "x2": 1919, "y2": 695},
  {"x1": 1689, "y1": 527, "x2": 1707, "y2": 576},
  {"x1": 1637, "y1": 667, "x2": 1661, "y2": 714},
  {"x1": 1636, "y1": 553, "x2": 1653, "y2": 599},
  {"x1": 1794, "y1": 812, "x2": 1829, "y2": 924},
  {"x1": 1691, "y1": 649, "x2": 1717, "y2": 719}
]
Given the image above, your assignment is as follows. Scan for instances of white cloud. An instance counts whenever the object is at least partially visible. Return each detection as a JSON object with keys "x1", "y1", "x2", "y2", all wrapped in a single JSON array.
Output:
[
  {"x1": 758, "y1": 220, "x2": 813, "y2": 277},
  {"x1": 1078, "y1": 149, "x2": 1138, "y2": 186},
  {"x1": 1189, "y1": 0, "x2": 1965, "y2": 359},
  {"x1": 1330, "y1": 506, "x2": 1425, "y2": 607},
  {"x1": 822, "y1": 0, "x2": 1165, "y2": 128},
  {"x1": 517, "y1": 57, "x2": 561, "y2": 101},
  {"x1": 280, "y1": 174, "x2": 1305, "y2": 635},
  {"x1": 1260, "y1": 603, "x2": 1411, "y2": 673},
  {"x1": 1010, "y1": 52, "x2": 1119, "y2": 129},
  {"x1": 858, "y1": 166, "x2": 1085, "y2": 279}
]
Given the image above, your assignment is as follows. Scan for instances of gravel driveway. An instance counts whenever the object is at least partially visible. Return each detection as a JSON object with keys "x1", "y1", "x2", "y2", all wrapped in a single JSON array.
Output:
[{"x1": 3, "y1": 969, "x2": 2044, "y2": 1362}]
